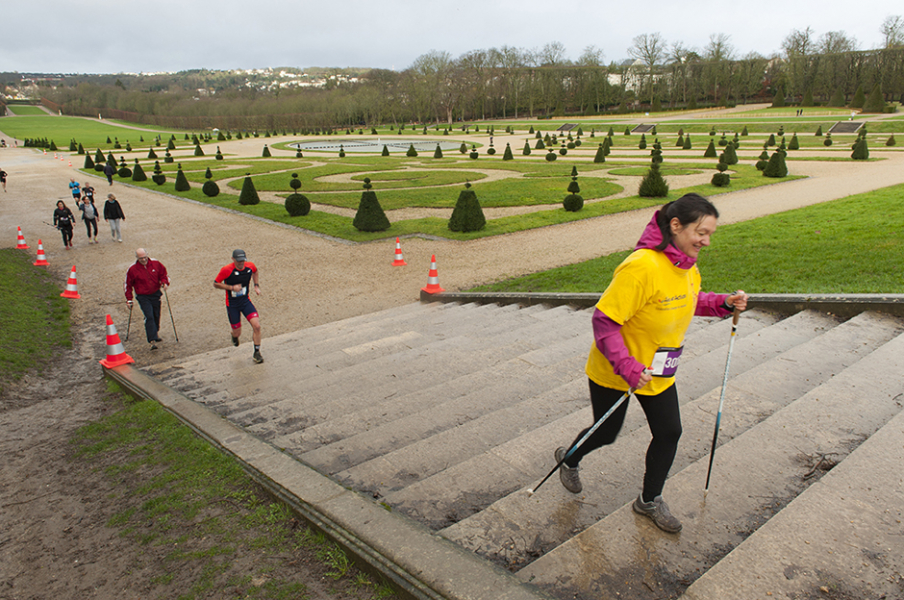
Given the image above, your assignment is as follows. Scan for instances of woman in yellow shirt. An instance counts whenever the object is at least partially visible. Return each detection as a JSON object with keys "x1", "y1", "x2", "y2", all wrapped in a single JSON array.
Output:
[{"x1": 556, "y1": 193, "x2": 748, "y2": 533}]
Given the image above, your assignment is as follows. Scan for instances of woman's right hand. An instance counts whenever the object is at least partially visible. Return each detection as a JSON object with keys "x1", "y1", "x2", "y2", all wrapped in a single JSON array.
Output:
[{"x1": 636, "y1": 370, "x2": 653, "y2": 389}]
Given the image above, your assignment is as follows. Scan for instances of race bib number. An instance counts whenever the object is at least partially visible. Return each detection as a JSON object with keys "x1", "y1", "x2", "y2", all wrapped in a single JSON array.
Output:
[
  {"x1": 230, "y1": 287, "x2": 247, "y2": 298},
  {"x1": 650, "y1": 346, "x2": 683, "y2": 377}
]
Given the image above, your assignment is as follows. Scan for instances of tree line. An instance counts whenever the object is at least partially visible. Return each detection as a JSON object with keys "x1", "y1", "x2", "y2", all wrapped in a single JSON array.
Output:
[{"x1": 28, "y1": 17, "x2": 904, "y2": 131}]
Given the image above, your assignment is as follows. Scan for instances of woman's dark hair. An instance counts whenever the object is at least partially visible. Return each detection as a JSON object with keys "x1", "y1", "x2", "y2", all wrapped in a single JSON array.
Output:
[{"x1": 654, "y1": 193, "x2": 719, "y2": 251}]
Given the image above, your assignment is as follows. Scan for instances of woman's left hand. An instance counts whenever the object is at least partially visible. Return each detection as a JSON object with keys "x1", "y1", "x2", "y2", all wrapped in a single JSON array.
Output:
[{"x1": 727, "y1": 290, "x2": 748, "y2": 311}]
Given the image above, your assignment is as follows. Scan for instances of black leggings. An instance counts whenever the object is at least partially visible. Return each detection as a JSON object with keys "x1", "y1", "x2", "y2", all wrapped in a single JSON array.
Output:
[
  {"x1": 84, "y1": 218, "x2": 98, "y2": 237},
  {"x1": 565, "y1": 379, "x2": 682, "y2": 500},
  {"x1": 59, "y1": 225, "x2": 73, "y2": 246}
]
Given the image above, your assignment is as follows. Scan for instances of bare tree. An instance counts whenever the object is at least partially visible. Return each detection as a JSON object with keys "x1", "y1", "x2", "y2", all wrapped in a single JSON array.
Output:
[
  {"x1": 629, "y1": 32, "x2": 667, "y2": 105},
  {"x1": 881, "y1": 15, "x2": 904, "y2": 48},
  {"x1": 818, "y1": 31, "x2": 858, "y2": 54}
]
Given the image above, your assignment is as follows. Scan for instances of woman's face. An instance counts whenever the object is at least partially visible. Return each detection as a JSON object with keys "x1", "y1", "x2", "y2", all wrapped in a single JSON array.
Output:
[
  {"x1": 670, "y1": 215, "x2": 718, "y2": 259},
  {"x1": 57, "y1": 201, "x2": 64, "y2": 209}
]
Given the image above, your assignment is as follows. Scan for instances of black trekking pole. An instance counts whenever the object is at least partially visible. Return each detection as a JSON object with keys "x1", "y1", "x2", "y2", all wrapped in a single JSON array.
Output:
[
  {"x1": 125, "y1": 303, "x2": 133, "y2": 341},
  {"x1": 527, "y1": 372, "x2": 649, "y2": 497},
  {"x1": 163, "y1": 288, "x2": 179, "y2": 342},
  {"x1": 704, "y1": 306, "x2": 741, "y2": 494}
]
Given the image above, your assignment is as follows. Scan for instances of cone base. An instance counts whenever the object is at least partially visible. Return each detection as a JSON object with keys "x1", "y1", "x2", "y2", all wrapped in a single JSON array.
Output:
[
  {"x1": 34, "y1": 260, "x2": 49, "y2": 266},
  {"x1": 100, "y1": 355, "x2": 135, "y2": 368},
  {"x1": 61, "y1": 291, "x2": 82, "y2": 299},
  {"x1": 392, "y1": 259, "x2": 408, "y2": 267},
  {"x1": 421, "y1": 285, "x2": 445, "y2": 294},
  {"x1": 16, "y1": 244, "x2": 29, "y2": 249}
]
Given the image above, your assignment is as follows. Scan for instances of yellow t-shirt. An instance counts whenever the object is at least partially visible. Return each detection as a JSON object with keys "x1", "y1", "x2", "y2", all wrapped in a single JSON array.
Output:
[{"x1": 585, "y1": 248, "x2": 701, "y2": 395}]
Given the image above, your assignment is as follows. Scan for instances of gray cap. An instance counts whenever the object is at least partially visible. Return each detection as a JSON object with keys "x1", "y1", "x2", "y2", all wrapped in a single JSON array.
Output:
[{"x1": 232, "y1": 249, "x2": 247, "y2": 261}]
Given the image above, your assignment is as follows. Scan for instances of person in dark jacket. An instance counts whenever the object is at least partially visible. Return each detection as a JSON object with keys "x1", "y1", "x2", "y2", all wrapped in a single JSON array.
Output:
[
  {"x1": 124, "y1": 248, "x2": 170, "y2": 350},
  {"x1": 103, "y1": 161, "x2": 115, "y2": 185},
  {"x1": 103, "y1": 193, "x2": 125, "y2": 242},
  {"x1": 53, "y1": 200, "x2": 75, "y2": 248}
]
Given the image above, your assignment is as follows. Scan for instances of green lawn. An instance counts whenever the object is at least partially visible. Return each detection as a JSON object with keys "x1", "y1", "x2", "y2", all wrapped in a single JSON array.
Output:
[
  {"x1": 470, "y1": 183, "x2": 904, "y2": 295},
  {"x1": 0, "y1": 250, "x2": 72, "y2": 392},
  {"x1": 6, "y1": 105, "x2": 49, "y2": 116}
]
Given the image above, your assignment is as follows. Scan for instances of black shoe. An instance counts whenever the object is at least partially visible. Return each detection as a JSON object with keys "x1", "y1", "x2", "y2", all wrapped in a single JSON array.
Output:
[
  {"x1": 252, "y1": 350, "x2": 263, "y2": 364},
  {"x1": 150, "y1": 343, "x2": 158, "y2": 350},
  {"x1": 154, "y1": 337, "x2": 163, "y2": 342},
  {"x1": 231, "y1": 336, "x2": 239, "y2": 347}
]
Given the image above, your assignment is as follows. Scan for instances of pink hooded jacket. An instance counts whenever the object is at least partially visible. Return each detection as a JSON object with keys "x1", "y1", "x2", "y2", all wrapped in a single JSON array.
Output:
[{"x1": 592, "y1": 211, "x2": 733, "y2": 388}]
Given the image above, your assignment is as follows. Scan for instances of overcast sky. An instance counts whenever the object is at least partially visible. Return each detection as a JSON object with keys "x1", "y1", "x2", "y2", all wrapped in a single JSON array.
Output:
[{"x1": 1, "y1": 0, "x2": 898, "y2": 74}]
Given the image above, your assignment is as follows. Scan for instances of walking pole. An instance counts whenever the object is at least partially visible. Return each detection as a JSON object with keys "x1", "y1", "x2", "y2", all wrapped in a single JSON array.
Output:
[
  {"x1": 704, "y1": 306, "x2": 741, "y2": 494},
  {"x1": 528, "y1": 372, "x2": 649, "y2": 497},
  {"x1": 125, "y1": 303, "x2": 133, "y2": 342},
  {"x1": 163, "y1": 287, "x2": 179, "y2": 342}
]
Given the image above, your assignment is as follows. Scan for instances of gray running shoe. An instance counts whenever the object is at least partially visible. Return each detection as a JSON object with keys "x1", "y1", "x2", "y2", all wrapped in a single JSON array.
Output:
[
  {"x1": 252, "y1": 350, "x2": 264, "y2": 364},
  {"x1": 632, "y1": 495, "x2": 682, "y2": 533},
  {"x1": 555, "y1": 446, "x2": 582, "y2": 494}
]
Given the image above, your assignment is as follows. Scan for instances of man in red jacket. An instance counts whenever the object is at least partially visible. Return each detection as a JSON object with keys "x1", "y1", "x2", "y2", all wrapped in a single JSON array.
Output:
[{"x1": 125, "y1": 248, "x2": 170, "y2": 350}]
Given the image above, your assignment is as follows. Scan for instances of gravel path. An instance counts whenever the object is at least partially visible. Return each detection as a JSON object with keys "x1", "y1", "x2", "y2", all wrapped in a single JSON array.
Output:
[{"x1": 2, "y1": 124, "x2": 903, "y2": 368}]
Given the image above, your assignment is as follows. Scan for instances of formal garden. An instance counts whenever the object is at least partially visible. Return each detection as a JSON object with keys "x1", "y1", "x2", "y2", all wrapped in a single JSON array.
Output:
[{"x1": 3, "y1": 106, "x2": 901, "y2": 242}]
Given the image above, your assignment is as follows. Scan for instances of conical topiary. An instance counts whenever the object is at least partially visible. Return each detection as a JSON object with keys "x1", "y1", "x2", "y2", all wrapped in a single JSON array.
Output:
[
  {"x1": 148, "y1": 147, "x2": 158, "y2": 159},
  {"x1": 886, "y1": 133, "x2": 897, "y2": 147},
  {"x1": 194, "y1": 144, "x2": 204, "y2": 156},
  {"x1": 406, "y1": 144, "x2": 418, "y2": 157},
  {"x1": 827, "y1": 87, "x2": 846, "y2": 108},
  {"x1": 639, "y1": 134, "x2": 647, "y2": 150},
  {"x1": 720, "y1": 143, "x2": 738, "y2": 165},
  {"x1": 167, "y1": 138, "x2": 176, "y2": 151},
  {"x1": 285, "y1": 173, "x2": 311, "y2": 216},
  {"x1": 676, "y1": 134, "x2": 684, "y2": 147},
  {"x1": 849, "y1": 85, "x2": 865, "y2": 109},
  {"x1": 851, "y1": 136, "x2": 869, "y2": 160},
  {"x1": 131, "y1": 160, "x2": 147, "y2": 182},
  {"x1": 95, "y1": 148, "x2": 105, "y2": 163},
  {"x1": 522, "y1": 140, "x2": 531, "y2": 156},
  {"x1": 593, "y1": 143, "x2": 606, "y2": 163},
  {"x1": 84, "y1": 154, "x2": 95, "y2": 169},
  {"x1": 448, "y1": 182, "x2": 486, "y2": 232},
  {"x1": 638, "y1": 162, "x2": 669, "y2": 197},
  {"x1": 703, "y1": 139, "x2": 717, "y2": 158},
  {"x1": 763, "y1": 150, "x2": 788, "y2": 177},
  {"x1": 239, "y1": 174, "x2": 260, "y2": 205},
  {"x1": 353, "y1": 178, "x2": 390, "y2": 232},
  {"x1": 502, "y1": 143, "x2": 513, "y2": 160},
  {"x1": 174, "y1": 164, "x2": 191, "y2": 191},
  {"x1": 683, "y1": 134, "x2": 692, "y2": 150},
  {"x1": 788, "y1": 133, "x2": 800, "y2": 150},
  {"x1": 262, "y1": 145, "x2": 271, "y2": 157},
  {"x1": 863, "y1": 83, "x2": 886, "y2": 113},
  {"x1": 434, "y1": 144, "x2": 443, "y2": 159},
  {"x1": 815, "y1": 125, "x2": 823, "y2": 136}
]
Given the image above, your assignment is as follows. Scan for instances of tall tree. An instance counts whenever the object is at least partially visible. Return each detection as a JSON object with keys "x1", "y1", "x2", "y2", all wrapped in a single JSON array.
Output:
[
  {"x1": 629, "y1": 32, "x2": 667, "y2": 105},
  {"x1": 881, "y1": 15, "x2": 904, "y2": 48}
]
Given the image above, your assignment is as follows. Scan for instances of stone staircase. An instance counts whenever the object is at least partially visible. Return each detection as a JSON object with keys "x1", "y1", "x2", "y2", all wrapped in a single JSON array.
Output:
[{"x1": 147, "y1": 301, "x2": 904, "y2": 600}]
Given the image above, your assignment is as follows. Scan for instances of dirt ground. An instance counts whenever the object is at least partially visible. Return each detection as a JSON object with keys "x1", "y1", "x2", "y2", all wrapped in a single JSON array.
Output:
[{"x1": 1, "y1": 118, "x2": 903, "y2": 599}]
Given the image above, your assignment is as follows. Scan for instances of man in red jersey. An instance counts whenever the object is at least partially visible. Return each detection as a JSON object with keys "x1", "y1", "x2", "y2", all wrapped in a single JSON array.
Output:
[
  {"x1": 125, "y1": 248, "x2": 170, "y2": 350},
  {"x1": 213, "y1": 249, "x2": 263, "y2": 363}
]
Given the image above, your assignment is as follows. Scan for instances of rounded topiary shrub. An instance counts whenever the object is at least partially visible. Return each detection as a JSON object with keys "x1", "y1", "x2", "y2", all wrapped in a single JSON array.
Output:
[
  {"x1": 824, "y1": 135, "x2": 833, "y2": 147},
  {"x1": 339, "y1": 145, "x2": 346, "y2": 158},
  {"x1": 545, "y1": 150, "x2": 557, "y2": 162},
  {"x1": 459, "y1": 142, "x2": 467, "y2": 154},
  {"x1": 216, "y1": 147, "x2": 224, "y2": 160},
  {"x1": 711, "y1": 162, "x2": 730, "y2": 187},
  {"x1": 285, "y1": 193, "x2": 311, "y2": 216},
  {"x1": 487, "y1": 146, "x2": 496, "y2": 155},
  {"x1": 851, "y1": 137, "x2": 869, "y2": 160},
  {"x1": 94, "y1": 163, "x2": 105, "y2": 172},
  {"x1": 239, "y1": 174, "x2": 260, "y2": 205},
  {"x1": 639, "y1": 134, "x2": 647, "y2": 150},
  {"x1": 469, "y1": 146, "x2": 479, "y2": 160},
  {"x1": 448, "y1": 183, "x2": 486, "y2": 232},
  {"x1": 131, "y1": 160, "x2": 147, "y2": 182},
  {"x1": 638, "y1": 163, "x2": 669, "y2": 197},
  {"x1": 563, "y1": 194, "x2": 584, "y2": 212},
  {"x1": 174, "y1": 166, "x2": 191, "y2": 191},
  {"x1": 118, "y1": 165, "x2": 132, "y2": 178},
  {"x1": 164, "y1": 151, "x2": 174, "y2": 164},
  {"x1": 559, "y1": 146, "x2": 567, "y2": 156},
  {"x1": 353, "y1": 178, "x2": 390, "y2": 232},
  {"x1": 202, "y1": 179, "x2": 220, "y2": 197},
  {"x1": 887, "y1": 134, "x2": 897, "y2": 147}
]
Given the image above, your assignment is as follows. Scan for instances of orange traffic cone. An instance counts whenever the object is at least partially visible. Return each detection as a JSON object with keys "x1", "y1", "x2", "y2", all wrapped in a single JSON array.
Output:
[
  {"x1": 15, "y1": 226, "x2": 29, "y2": 249},
  {"x1": 392, "y1": 237, "x2": 407, "y2": 266},
  {"x1": 68, "y1": 159, "x2": 72, "y2": 167},
  {"x1": 60, "y1": 265, "x2": 81, "y2": 299},
  {"x1": 99, "y1": 314, "x2": 134, "y2": 368},
  {"x1": 421, "y1": 254, "x2": 445, "y2": 294},
  {"x1": 33, "y1": 240, "x2": 49, "y2": 266}
]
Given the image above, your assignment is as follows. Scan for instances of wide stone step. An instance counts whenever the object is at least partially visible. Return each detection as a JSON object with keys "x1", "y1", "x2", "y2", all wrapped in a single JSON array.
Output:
[
  {"x1": 680, "y1": 400, "x2": 904, "y2": 600},
  {"x1": 441, "y1": 311, "x2": 900, "y2": 571},
  {"x1": 516, "y1": 318, "x2": 904, "y2": 599},
  {"x1": 225, "y1": 306, "x2": 589, "y2": 435}
]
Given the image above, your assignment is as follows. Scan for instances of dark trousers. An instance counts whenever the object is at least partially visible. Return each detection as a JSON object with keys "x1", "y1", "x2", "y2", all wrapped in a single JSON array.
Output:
[
  {"x1": 565, "y1": 379, "x2": 682, "y2": 500},
  {"x1": 136, "y1": 291, "x2": 162, "y2": 343},
  {"x1": 59, "y1": 225, "x2": 73, "y2": 246},
  {"x1": 84, "y1": 218, "x2": 98, "y2": 237}
]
